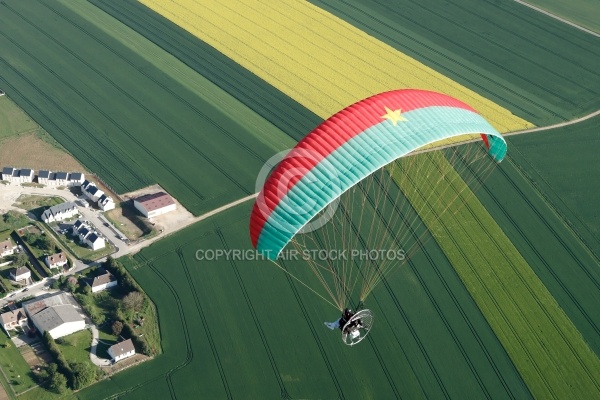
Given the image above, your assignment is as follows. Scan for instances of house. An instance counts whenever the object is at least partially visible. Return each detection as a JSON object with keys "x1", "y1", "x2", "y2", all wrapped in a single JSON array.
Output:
[
  {"x1": 19, "y1": 169, "x2": 34, "y2": 183},
  {"x1": 98, "y1": 194, "x2": 115, "y2": 211},
  {"x1": 67, "y1": 172, "x2": 85, "y2": 187},
  {"x1": 107, "y1": 339, "x2": 135, "y2": 363},
  {"x1": 10, "y1": 266, "x2": 31, "y2": 282},
  {"x1": 86, "y1": 186, "x2": 105, "y2": 202},
  {"x1": 37, "y1": 170, "x2": 51, "y2": 185},
  {"x1": 0, "y1": 308, "x2": 28, "y2": 333},
  {"x1": 46, "y1": 172, "x2": 58, "y2": 186},
  {"x1": 45, "y1": 252, "x2": 68, "y2": 269},
  {"x1": 54, "y1": 172, "x2": 69, "y2": 186},
  {"x1": 90, "y1": 271, "x2": 117, "y2": 293},
  {"x1": 133, "y1": 192, "x2": 176, "y2": 218},
  {"x1": 0, "y1": 238, "x2": 16, "y2": 257},
  {"x1": 71, "y1": 220, "x2": 105, "y2": 250},
  {"x1": 22, "y1": 292, "x2": 85, "y2": 339},
  {"x1": 1, "y1": 167, "x2": 15, "y2": 182},
  {"x1": 41, "y1": 201, "x2": 78, "y2": 223},
  {"x1": 85, "y1": 233, "x2": 105, "y2": 251}
]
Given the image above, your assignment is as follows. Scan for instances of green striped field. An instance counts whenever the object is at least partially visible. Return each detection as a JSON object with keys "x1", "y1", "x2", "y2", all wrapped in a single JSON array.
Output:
[
  {"x1": 519, "y1": 0, "x2": 600, "y2": 33},
  {"x1": 394, "y1": 152, "x2": 600, "y2": 399},
  {"x1": 0, "y1": 0, "x2": 293, "y2": 214},
  {"x1": 311, "y1": 0, "x2": 600, "y2": 125}
]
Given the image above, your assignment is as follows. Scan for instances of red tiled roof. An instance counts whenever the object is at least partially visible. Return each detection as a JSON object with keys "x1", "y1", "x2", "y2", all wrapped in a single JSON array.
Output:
[{"x1": 134, "y1": 192, "x2": 175, "y2": 212}]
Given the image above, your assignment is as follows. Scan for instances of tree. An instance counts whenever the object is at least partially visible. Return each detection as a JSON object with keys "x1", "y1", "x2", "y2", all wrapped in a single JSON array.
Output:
[
  {"x1": 12, "y1": 252, "x2": 29, "y2": 267},
  {"x1": 112, "y1": 321, "x2": 123, "y2": 336},
  {"x1": 36, "y1": 234, "x2": 52, "y2": 251},
  {"x1": 24, "y1": 232, "x2": 37, "y2": 245},
  {"x1": 47, "y1": 368, "x2": 67, "y2": 394},
  {"x1": 122, "y1": 291, "x2": 145, "y2": 313},
  {"x1": 70, "y1": 362, "x2": 96, "y2": 390}
]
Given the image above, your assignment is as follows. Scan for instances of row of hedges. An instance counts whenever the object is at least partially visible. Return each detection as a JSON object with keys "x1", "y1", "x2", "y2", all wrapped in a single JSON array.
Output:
[{"x1": 42, "y1": 332, "x2": 97, "y2": 390}]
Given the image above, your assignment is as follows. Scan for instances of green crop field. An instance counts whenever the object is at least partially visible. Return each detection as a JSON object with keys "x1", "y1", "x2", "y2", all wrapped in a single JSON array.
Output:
[
  {"x1": 311, "y1": 0, "x2": 600, "y2": 125},
  {"x1": 79, "y1": 203, "x2": 534, "y2": 400},
  {"x1": 0, "y1": 0, "x2": 293, "y2": 214},
  {"x1": 1, "y1": 0, "x2": 599, "y2": 399},
  {"x1": 507, "y1": 116, "x2": 600, "y2": 257},
  {"x1": 519, "y1": 0, "x2": 600, "y2": 33},
  {"x1": 0, "y1": 96, "x2": 39, "y2": 141}
]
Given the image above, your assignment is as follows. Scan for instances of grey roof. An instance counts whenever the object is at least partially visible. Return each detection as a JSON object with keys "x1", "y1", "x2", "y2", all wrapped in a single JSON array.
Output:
[
  {"x1": 22, "y1": 292, "x2": 75, "y2": 316},
  {"x1": 78, "y1": 227, "x2": 90, "y2": 237},
  {"x1": 20, "y1": 169, "x2": 33, "y2": 176},
  {"x1": 55, "y1": 172, "x2": 68, "y2": 180},
  {"x1": 11, "y1": 266, "x2": 30, "y2": 276},
  {"x1": 91, "y1": 272, "x2": 116, "y2": 287},
  {"x1": 48, "y1": 172, "x2": 57, "y2": 181},
  {"x1": 69, "y1": 172, "x2": 83, "y2": 180},
  {"x1": 46, "y1": 201, "x2": 77, "y2": 215},
  {"x1": 81, "y1": 179, "x2": 91, "y2": 188},
  {"x1": 98, "y1": 194, "x2": 108, "y2": 202},
  {"x1": 87, "y1": 186, "x2": 99, "y2": 195},
  {"x1": 73, "y1": 220, "x2": 83, "y2": 229},
  {"x1": 38, "y1": 170, "x2": 50, "y2": 178},
  {"x1": 109, "y1": 339, "x2": 135, "y2": 358},
  {"x1": 2, "y1": 167, "x2": 15, "y2": 175},
  {"x1": 30, "y1": 304, "x2": 83, "y2": 333},
  {"x1": 87, "y1": 233, "x2": 100, "y2": 243}
]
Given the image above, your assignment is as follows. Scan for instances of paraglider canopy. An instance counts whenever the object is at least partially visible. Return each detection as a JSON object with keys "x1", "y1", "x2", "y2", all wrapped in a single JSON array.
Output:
[{"x1": 250, "y1": 89, "x2": 506, "y2": 260}]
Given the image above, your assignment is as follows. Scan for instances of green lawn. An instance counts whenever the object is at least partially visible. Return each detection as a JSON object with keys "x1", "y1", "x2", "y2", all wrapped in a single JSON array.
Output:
[
  {"x1": 55, "y1": 330, "x2": 92, "y2": 365},
  {"x1": 0, "y1": 334, "x2": 38, "y2": 394},
  {"x1": 0, "y1": 95, "x2": 39, "y2": 141},
  {"x1": 519, "y1": 0, "x2": 600, "y2": 33},
  {"x1": 395, "y1": 151, "x2": 600, "y2": 399},
  {"x1": 14, "y1": 195, "x2": 63, "y2": 212}
]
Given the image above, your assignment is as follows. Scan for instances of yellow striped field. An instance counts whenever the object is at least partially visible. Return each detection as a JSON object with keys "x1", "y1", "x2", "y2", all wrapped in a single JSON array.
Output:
[{"x1": 138, "y1": 0, "x2": 532, "y2": 133}]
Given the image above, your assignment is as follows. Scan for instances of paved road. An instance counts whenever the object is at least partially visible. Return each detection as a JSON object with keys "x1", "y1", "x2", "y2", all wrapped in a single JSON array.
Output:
[
  {"x1": 513, "y1": 0, "x2": 600, "y2": 38},
  {"x1": 90, "y1": 325, "x2": 111, "y2": 367}
]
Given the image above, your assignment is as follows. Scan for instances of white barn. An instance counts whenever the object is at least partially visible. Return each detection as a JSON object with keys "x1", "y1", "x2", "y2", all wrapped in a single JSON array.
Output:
[
  {"x1": 22, "y1": 292, "x2": 85, "y2": 339},
  {"x1": 107, "y1": 339, "x2": 135, "y2": 363},
  {"x1": 133, "y1": 192, "x2": 176, "y2": 218}
]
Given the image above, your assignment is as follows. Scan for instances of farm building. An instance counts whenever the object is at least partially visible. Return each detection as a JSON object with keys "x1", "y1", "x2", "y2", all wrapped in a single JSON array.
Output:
[
  {"x1": 0, "y1": 238, "x2": 16, "y2": 257},
  {"x1": 98, "y1": 194, "x2": 115, "y2": 211},
  {"x1": 22, "y1": 292, "x2": 85, "y2": 339},
  {"x1": 108, "y1": 339, "x2": 135, "y2": 363},
  {"x1": 90, "y1": 271, "x2": 117, "y2": 293},
  {"x1": 10, "y1": 266, "x2": 31, "y2": 282},
  {"x1": 45, "y1": 251, "x2": 68, "y2": 269},
  {"x1": 37, "y1": 170, "x2": 51, "y2": 185},
  {"x1": 41, "y1": 201, "x2": 78, "y2": 223},
  {"x1": 0, "y1": 308, "x2": 28, "y2": 334},
  {"x1": 133, "y1": 192, "x2": 176, "y2": 218}
]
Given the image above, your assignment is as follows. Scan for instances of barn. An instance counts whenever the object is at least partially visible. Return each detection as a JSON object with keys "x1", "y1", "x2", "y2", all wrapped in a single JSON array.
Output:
[{"x1": 133, "y1": 192, "x2": 176, "y2": 218}]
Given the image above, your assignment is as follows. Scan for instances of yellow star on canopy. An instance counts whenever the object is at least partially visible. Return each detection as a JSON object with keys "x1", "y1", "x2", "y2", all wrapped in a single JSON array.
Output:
[{"x1": 381, "y1": 106, "x2": 407, "y2": 126}]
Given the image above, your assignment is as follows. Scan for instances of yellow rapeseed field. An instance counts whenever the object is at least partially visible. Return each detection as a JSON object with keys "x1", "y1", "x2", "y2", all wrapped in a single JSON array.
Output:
[{"x1": 140, "y1": 0, "x2": 533, "y2": 133}]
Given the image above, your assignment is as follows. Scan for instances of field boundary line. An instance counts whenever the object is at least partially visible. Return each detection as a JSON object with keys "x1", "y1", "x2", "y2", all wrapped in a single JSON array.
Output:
[{"x1": 512, "y1": 0, "x2": 600, "y2": 38}]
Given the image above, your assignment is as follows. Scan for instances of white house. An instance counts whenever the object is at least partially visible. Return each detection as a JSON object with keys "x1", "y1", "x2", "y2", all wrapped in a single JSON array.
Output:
[
  {"x1": 67, "y1": 172, "x2": 85, "y2": 187},
  {"x1": 41, "y1": 201, "x2": 79, "y2": 223},
  {"x1": 81, "y1": 180, "x2": 105, "y2": 202},
  {"x1": 91, "y1": 271, "x2": 117, "y2": 293},
  {"x1": 54, "y1": 172, "x2": 69, "y2": 186},
  {"x1": 45, "y1": 252, "x2": 68, "y2": 270},
  {"x1": 37, "y1": 170, "x2": 51, "y2": 185},
  {"x1": 22, "y1": 292, "x2": 85, "y2": 339},
  {"x1": 133, "y1": 192, "x2": 176, "y2": 218},
  {"x1": 0, "y1": 308, "x2": 28, "y2": 333},
  {"x1": 85, "y1": 233, "x2": 105, "y2": 251},
  {"x1": 46, "y1": 172, "x2": 58, "y2": 186},
  {"x1": 10, "y1": 266, "x2": 31, "y2": 282},
  {"x1": 2, "y1": 167, "x2": 16, "y2": 183},
  {"x1": 0, "y1": 238, "x2": 16, "y2": 257},
  {"x1": 19, "y1": 169, "x2": 34, "y2": 183},
  {"x1": 72, "y1": 220, "x2": 105, "y2": 250},
  {"x1": 107, "y1": 339, "x2": 135, "y2": 363},
  {"x1": 98, "y1": 194, "x2": 115, "y2": 211}
]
